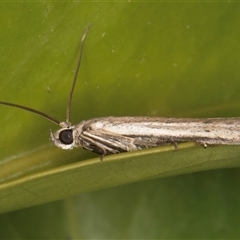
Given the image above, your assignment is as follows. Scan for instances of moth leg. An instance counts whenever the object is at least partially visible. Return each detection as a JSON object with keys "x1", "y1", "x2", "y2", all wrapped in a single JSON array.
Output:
[
  {"x1": 78, "y1": 133, "x2": 115, "y2": 157},
  {"x1": 79, "y1": 129, "x2": 136, "y2": 155},
  {"x1": 196, "y1": 141, "x2": 208, "y2": 148},
  {"x1": 100, "y1": 152, "x2": 108, "y2": 162},
  {"x1": 167, "y1": 139, "x2": 178, "y2": 149},
  {"x1": 173, "y1": 141, "x2": 178, "y2": 150}
]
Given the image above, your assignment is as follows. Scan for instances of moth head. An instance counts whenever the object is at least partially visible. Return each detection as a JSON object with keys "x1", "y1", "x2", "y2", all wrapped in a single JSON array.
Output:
[{"x1": 50, "y1": 125, "x2": 76, "y2": 150}]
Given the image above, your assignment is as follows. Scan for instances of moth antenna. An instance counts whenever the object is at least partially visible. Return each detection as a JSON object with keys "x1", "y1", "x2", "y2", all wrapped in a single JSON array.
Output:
[
  {"x1": 0, "y1": 25, "x2": 91, "y2": 127},
  {"x1": 0, "y1": 101, "x2": 60, "y2": 125},
  {"x1": 66, "y1": 24, "x2": 91, "y2": 124}
]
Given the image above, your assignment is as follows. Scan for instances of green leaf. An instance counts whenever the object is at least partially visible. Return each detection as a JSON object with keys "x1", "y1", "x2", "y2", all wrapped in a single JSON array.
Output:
[
  {"x1": 0, "y1": 2, "x2": 240, "y2": 238},
  {"x1": 1, "y1": 143, "x2": 240, "y2": 215}
]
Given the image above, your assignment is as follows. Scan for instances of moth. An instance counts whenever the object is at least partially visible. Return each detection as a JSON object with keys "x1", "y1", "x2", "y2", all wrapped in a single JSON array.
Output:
[{"x1": 1, "y1": 25, "x2": 240, "y2": 157}]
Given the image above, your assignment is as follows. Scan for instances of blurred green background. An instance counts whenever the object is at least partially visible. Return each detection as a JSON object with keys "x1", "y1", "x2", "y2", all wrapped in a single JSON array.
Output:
[{"x1": 0, "y1": 2, "x2": 240, "y2": 238}]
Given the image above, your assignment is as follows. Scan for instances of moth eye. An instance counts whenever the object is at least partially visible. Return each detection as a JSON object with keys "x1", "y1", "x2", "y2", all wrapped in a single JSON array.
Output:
[{"x1": 59, "y1": 129, "x2": 73, "y2": 145}]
